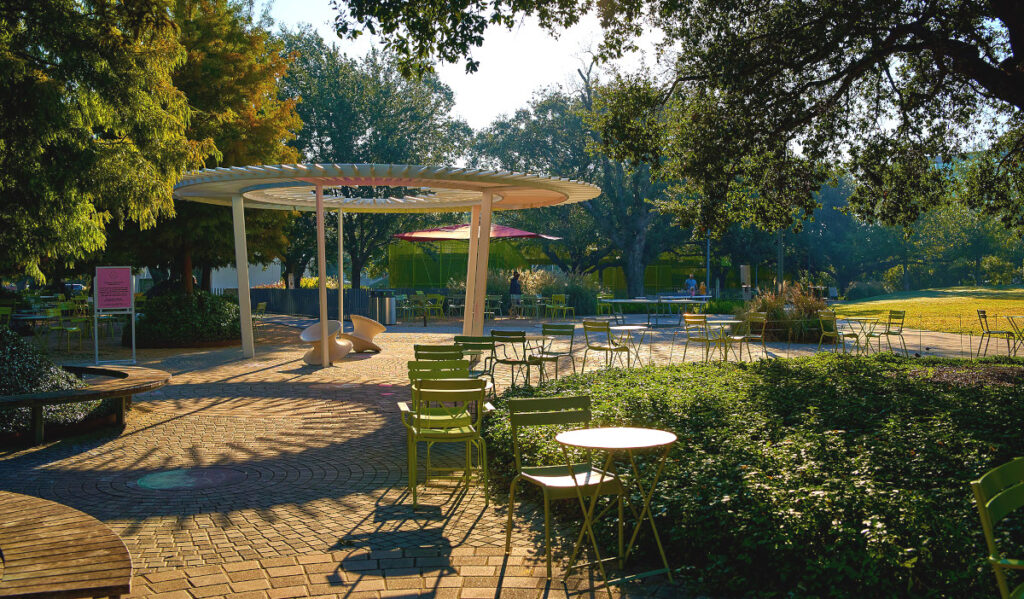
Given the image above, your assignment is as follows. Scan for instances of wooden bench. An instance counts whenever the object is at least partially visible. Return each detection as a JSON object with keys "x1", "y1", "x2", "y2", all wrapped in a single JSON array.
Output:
[
  {"x1": 0, "y1": 491, "x2": 132, "y2": 598},
  {"x1": 0, "y1": 366, "x2": 170, "y2": 446}
]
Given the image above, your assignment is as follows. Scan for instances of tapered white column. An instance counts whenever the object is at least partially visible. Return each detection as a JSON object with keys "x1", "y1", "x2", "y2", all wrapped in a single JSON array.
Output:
[
  {"x1": 231, "y1": 195, "x2": 255, "y2": 358},
  {"x1": 316, "y1": 185, "x2": 329, "y2": 366},
  {"x1": 337, "y1": 208, "x2": 344, "y2": 326},
  {"x1": 463, "y1": 206, "x2": 481, "y2": 335},
  {"x1": 470, "y1": 191, "x2": 494, "y2": 336}
]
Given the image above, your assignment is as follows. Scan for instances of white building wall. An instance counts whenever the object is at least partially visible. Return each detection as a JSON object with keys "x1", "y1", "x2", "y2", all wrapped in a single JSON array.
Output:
[{"x1": 212, "y1": 260, "x2": 282, "y2": 294}]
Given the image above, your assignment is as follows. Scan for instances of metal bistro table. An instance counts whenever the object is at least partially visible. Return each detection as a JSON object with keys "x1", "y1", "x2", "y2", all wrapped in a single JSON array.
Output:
[
  {"x1": 600, "y1": 297, "x2": 709, "y2": 328},
  {"x1": 840, "y1": 317, "x2": 879, "y2": 354},
  {"x1": 610, "y1": 325, "x2": 650, "y2": 367},
  {"x1": 555, "y1": 426, "x2": 677, "y2": 585},
  {"x1": 707, "y1": 319, "x2": 743, "y2": 361}
]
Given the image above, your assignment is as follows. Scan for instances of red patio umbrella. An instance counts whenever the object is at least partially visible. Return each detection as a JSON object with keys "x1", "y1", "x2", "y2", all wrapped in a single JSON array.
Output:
[{"x1": 393, "y1": 223, "x2": 561, "y2": 242}]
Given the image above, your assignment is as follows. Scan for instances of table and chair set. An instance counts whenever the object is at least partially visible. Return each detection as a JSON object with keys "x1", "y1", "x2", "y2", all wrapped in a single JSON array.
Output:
[
  {"x1": 399, "y1": 356, "x2": 677, "y2": 585},
  {"x1": 3, "y1": 293, "x2": 115, "y2": 351}
]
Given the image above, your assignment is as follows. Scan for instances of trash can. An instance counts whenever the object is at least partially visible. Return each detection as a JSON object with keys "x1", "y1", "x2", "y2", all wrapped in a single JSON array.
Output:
[{"x1": 371, "y1": 291, "x2": 397, "y2": 325}]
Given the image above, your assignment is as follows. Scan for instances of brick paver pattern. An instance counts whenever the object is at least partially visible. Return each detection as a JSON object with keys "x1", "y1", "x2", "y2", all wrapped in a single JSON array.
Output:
[{"x1": 0, "y1": 320, "x2": 691, "y2": 599}]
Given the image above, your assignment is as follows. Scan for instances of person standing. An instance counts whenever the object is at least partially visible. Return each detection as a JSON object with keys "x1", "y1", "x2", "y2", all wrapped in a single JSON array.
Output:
[
  {"x1": 509, "y1": 271, "x2": 522, "y2": 317},
  {"x1": 684, "y1": 273, "x2": 697, "y2": 296}
]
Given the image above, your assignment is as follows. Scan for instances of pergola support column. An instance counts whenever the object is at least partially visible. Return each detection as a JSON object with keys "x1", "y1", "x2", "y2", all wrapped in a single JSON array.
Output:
[
  {"x1": 470, "y1": 191, "x2": 494, "y2": 336},
  {"x1": 337, "y1": 208, "x2": 344, "y2": 326},
  {"x1": 231, "y1": 194, "x2": 255, "y2": 358},
  {"x1": 316, "y1": 185, "x2": 330, "y2": 366},
  {"x1": 463, "y1": 206, "x2": 481, "y2": 336}
]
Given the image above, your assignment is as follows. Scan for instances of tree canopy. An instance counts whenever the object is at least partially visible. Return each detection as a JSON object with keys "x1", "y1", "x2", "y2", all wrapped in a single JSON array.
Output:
[
  {"x1": 278, "y1": 27, "x2": 470, "y2": 288},
  {"x1": 331, "y1": 0, "x2": 1024, "y2": 234},
  {"x1": 0, "y1": 0, "x2": 196, "y2": 281}
]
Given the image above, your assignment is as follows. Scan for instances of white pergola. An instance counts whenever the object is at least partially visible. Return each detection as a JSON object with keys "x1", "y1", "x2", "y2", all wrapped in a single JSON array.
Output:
[{"x1": 173, "y1": 164, "x2": 601, "y2": 366}]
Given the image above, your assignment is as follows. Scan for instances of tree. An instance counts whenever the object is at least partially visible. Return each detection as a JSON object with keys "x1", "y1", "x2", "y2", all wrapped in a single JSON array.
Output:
[
  {"x1": 330, "y1": 0, "x2": 1024, "y2": 233},
  {"x1": 471, "y1": 73, "x2": 679, "y2": 296},
  {"x1": 278, "y1": 27, "x2": 470, "y2": 289},
  {"x1": 0, "y1": 0, "x2": 195, "y2": 282},
  {"x1": 102, "y1": 0, "x2": 301, "y2": 292}
]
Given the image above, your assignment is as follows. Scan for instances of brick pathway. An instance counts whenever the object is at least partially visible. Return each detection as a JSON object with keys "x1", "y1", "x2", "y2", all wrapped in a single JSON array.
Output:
[{"x1": 0, "y1": 322, "x2": 680, "y2": 599}]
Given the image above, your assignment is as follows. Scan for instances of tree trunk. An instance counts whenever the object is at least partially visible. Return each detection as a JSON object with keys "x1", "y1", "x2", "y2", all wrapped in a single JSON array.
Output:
[
  {"x1": 350, "y1": 257, "x2": 363, "y2": 290},
  {"x1": 182, "y1": 248, "x2": 194, "y2": 294},
  {"x1": 622, "y1": 245, "x2": 646, "y2": 298},
  {"x1": 201, "y1": 266, "x2": 212, "y2": 292}
]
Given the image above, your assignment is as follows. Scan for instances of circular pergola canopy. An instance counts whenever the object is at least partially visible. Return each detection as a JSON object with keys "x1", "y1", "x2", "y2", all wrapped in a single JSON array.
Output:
[{"x1": 173, "y1": 164, "x2": 601, "y2": 213}]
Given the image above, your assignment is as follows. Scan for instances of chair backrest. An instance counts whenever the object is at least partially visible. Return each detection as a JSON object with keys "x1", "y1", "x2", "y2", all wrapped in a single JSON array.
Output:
[
  {"x1": 972, "y1": 457, "x2": 1024, "y2": 599},
  {"x1": 407, "y1": 359, "x2": 470, "y2": 382},
  {"x1": 508, "y1": 395, "x2": 591, "y2": 471},
  {"x1": 413, "y1": 344, "x2": 464, "y2": 361},
  {"x1": 746, "y1": 312, "x2": 767, "y2": 336},
  {"x1": 978, "y1": 309, "x2": 992, "y2": 333},
  {"x1": 541, "y1": 323, "x2": 575, "y2": 338},
  {"x1": 454, "y1": 335, "x2": 497, "y2": 355},
  {"x1": 886, "y1": 310, "x2": 905, "y2": 334},
  {"x1": 817, "y1": 310, "x2": 838, "y2": 332},
  {"x1": 411, "y1": 378, "x2": 487, "y2": 429},
  {"x1": 683, "y1": 313, "x2": 708, "y2": 335},
  {"x1": 491, "y1": 330, "x2": 527, "y2": 361},
  {"x1": 550, "y1": 294, "x2": 567, "y2": 305},
  {"x1": 581, "y1": 320, "x2": 611, "y2": 346},
  {"x1": 255, "y1": 301, "x2": 267, "y2": 314}
]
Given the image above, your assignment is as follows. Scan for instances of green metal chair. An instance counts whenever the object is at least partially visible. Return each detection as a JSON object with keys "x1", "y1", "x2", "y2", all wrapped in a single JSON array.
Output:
[
  {"x1": 817, "y1": 310, "x2": 857, "y2": 353},
  {"x1": 46, "y1": 307, "x2": 81, "y2": 351},
  {"x1": 670, "y1": 314, "x2": 720, "y2": 363},
  {"x1": 399, "y1": 377, "x2": 492, "y2": 507},
  {"x1": 545, "y1": 294, "x2": 575, "y2": 320},
  {"x1": 529, "y1": 323, "x2": 577, "y2": 382},
  {"x1": 426, "y1": 294, "x2": 446, "y2": 319},
  {"x1": 519, "y1": 294, "x2": 544, "y2": 319},
  {"x1": 453, "y1": 336, "x2": 497, "y2": 389},
  {"x1": 490, "y1": 330, "x2": 531, "y2": 387},
  {"x1": 408, "y1": 359, "x2": 470, "y2": 381},
  {"x1": 484, "y1": 294, "x2": 502, "y2": 319},
  {"x1": 581, "y1": 320, "x2": 628, "y2": 371},
  {"x1": 504, "y1": 395, "x2": 623, "y2": 579},
  {"x1": 413, "y1": 344, "x2": 464, "y2": 361},
  {"x1": 596, "y1": 293, "x2": 614, "y2": 317},
  {"x1": 866, "y1": 310, "x2": 908, "y2": 356},
  {"x1": 728, "y1": 312, "x2": 768, "y2": 361},
  {"x1": 972, "y1": 457, "x2": 1024, "y2": 599},
  {"x1": 978, "y1": 309, "x2": 1016, "y2": 357}
]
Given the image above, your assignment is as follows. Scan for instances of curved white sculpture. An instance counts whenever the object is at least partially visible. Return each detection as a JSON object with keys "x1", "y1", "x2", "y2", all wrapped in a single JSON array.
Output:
[
  {"x1": 340, "y1": 314, "x2": 385, "y2": 353},
  {"x1": 300, "y1": 320, "x2": 352, "y2": 364}
]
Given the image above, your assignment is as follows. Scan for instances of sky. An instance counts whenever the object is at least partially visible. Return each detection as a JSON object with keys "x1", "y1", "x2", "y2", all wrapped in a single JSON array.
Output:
[{"x1": 263, "y1": 1, "x2": 658, "y2": 130}]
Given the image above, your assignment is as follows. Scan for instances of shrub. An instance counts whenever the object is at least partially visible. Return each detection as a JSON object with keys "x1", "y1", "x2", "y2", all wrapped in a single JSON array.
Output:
[
  {"x1": 0, "y1": 328, "x2": 118, "y2": 435},
  {"x1": 448, "y1": 268, "x2": 602, "y2": 315},
  {"x1": 130, "y1": 291, "x2": 240, "y2": 347},
  {"x1": 846, "y1": 280, "x2": 887, "y2": 300},
  {"x1": 740, "y1": 282, "x2": 826, "y2": 341},
  {"x1": 484, "y1": 354, "x2": 1024, "y2": 598}
]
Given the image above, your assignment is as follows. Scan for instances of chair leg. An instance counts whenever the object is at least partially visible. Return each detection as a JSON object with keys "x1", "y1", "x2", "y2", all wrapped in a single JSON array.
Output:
[
  {"x1": 478, "y1": 437, "x2": 488, "y2": 505},
  {"x1": 408, "y1": 435, "x2": 418, "y2": 507},
  {"x1": 543, "y1": 492, "x2": 552, "y2": 579},
  {"x1": 505, "y1": 476, "x2": 520, "y2": 554}
]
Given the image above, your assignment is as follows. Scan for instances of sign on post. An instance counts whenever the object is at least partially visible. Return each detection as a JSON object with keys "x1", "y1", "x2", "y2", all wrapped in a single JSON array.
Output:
[{"x1": 94, "y1": 267, "x2": 136, "y2": 365}]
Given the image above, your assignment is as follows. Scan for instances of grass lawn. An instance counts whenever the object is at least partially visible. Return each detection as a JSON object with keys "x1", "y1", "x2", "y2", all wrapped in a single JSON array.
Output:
[{"x1": 836, "y1": 285, "x2": 1024, "y2": 334}]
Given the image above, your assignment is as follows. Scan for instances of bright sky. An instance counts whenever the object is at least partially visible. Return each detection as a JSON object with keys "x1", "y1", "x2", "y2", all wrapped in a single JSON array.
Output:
[{"x1": 264, "y1": 1, "x2": 657, "y2": 130}]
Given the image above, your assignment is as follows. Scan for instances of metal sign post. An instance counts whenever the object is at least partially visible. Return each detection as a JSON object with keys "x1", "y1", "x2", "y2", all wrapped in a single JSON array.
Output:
[{"x1": 94, "y1": 266, "x2": 136, "y2": 365}]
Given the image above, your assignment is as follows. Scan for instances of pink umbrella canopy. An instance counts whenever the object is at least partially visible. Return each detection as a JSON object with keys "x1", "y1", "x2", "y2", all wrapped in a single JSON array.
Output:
[{"x1": 394, "y1": 223, "x2": 561, "y2": 242}]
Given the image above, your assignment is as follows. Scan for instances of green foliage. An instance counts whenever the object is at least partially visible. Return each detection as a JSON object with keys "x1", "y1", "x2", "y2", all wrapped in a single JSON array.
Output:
[
  {"x1": 101, "y1": 0, "x2": 301, "y2": 288},
  {"x1": 485, "y1": 353, "x2": 1024, "y2": 597},
  {"x1": 0, "y1": 0, "x2": 194, "y2": 281},
  {"x1": 0, "y1": 328, "x2": 118, "y2": 435},
  {"x1": 845, "y1": 280, "x2": 888, "y2": 301},
  {"x1": 740, "y1": 283, "x2": 827, "y2": 341},
  {"x1": 131, "y1": 291, "x2": 240, "y2": 347}
]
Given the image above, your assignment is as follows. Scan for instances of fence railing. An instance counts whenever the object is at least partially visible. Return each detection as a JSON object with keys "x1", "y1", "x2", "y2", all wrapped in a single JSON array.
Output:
[{"x1": 251, "y1": 288, "x2": 372, "y2": 320}]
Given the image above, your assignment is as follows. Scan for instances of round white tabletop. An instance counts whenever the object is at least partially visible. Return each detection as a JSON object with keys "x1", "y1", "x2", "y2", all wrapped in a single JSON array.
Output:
[
  {"x1": 610, "y1": 325, "x2": 648, "y2": 332},
  {"x1": 556, "y1": 427, "x2": 677, "y2": 451}
]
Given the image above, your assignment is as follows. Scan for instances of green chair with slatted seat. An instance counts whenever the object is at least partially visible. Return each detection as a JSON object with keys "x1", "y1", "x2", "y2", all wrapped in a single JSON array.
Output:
[
  {"x1": 504, "y1": 395, "x2": 624, "y2": 579},
  {"x1": 581, "y1": 320, "x2": 628, "y2": 371},
  {"x1": 972, "y1": 457, "x2": 1024, "y2": 599},
  {"x1": 978, "y1": 309, "x2": 1016, "y2": 357},
  {"x1": 670, "y1": 314, "x2": 721, "y2": 363},
  {"x1": 817, "y1": 310, "x2": 858, "y2": 353},
  {"x1": 408, "y1": 359, "x2": 470, "y2": 381},
  {"x1": 399, "y1": 378, "x2": 493, "y2": 507},
  {"x1": 866, "y1": 310, "x2": 908, "y2": 356},
  {"x1": 46, "y1": 307, "x2": 82, "y2": 351},
  {"x1": 490, "y1": 330, "x2": 532, "y2": 387},
  {"x1": 728, "y1": 312, "x2": 768, "y2": 361},
  {"x1": 414, "y1": 344, "x2": 464, "y2": 361},
  {"x1": 453, "y1": 335, "x2": 497, "y2": 389},
  {"x1": 529, "y1": 323, "x2": 577, "y2": 382}
]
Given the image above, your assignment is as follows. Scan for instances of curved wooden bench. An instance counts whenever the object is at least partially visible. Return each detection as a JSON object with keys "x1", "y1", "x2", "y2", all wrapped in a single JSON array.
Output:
[
  {"x1": 0, "y1": 491, "x2": 131, "y2": 598},
  {"x1": 0, "y1": 366, "x2": 170, "y2": 446}
]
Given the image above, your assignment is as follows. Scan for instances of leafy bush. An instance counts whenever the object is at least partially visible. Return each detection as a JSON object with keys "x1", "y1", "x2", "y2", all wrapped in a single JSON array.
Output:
[
  {"x1": 846, "y1": 280, "x2": 887, "y2": 300},
  {"x1": 0, "y1": 328, "x2": 117, "y2": 435},
  {"x1": 703, "y1": 298, "x2": 744, "y2": 314},
  {"x1": 130, "y1": 291, "x2": 240, "y2": 347},
  {"x1": 484, "y1": 353, "x2": 1024, "y2": 598},
  {"x1": 740, "y1": 282, "x2": 826, "y2": 341},
  {"x1": 448, "y1": 268, "x2": 602, "y2": 315}
]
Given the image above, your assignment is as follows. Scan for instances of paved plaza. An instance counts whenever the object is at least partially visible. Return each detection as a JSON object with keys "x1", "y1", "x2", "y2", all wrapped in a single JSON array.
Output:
[{"x1": 0, "y1": 314, "x2": 987, "y2": 598}]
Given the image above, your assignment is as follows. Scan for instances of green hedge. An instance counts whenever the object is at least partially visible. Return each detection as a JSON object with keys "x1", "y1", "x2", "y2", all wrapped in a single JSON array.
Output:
[
  {"x1": 0, "y1": 328, "x2": 116, "y2": 435},
  {"x1": 130, "y1": 291, "x2": 240, "y2": 347},
  {"x1": 484, "y1": 354, "x2": 1024, "y2": 597}
]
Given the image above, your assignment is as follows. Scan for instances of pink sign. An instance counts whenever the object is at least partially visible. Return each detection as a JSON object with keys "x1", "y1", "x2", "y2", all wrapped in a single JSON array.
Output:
[{"x1": 95, "y1": 267, "x2": 132, "y2": 310}]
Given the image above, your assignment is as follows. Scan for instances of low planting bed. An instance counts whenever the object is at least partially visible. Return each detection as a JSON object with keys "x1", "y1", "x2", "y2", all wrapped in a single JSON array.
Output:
[{"x1": 484, "y1": 353, "x2": 1024, "y2": 597}]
